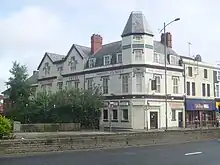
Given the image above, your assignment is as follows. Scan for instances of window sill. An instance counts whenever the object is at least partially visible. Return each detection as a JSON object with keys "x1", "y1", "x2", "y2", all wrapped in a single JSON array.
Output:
[
  {"x1": 121, "y1": 120, "x2": 129, "y2": 122},
  {"x1": 111, "y1": 120, "x2": 118, "y2": 122},
  {"x1": 103, "y1": 119, "x2": 108, "y2": 122},
  {"x1": 171, "y1": 119, "x2": 176, "y2": 121}
]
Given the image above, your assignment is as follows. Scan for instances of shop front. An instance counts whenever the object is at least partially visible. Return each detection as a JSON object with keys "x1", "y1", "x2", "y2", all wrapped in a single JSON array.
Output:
[
  {"x1": 185, "y1": 99, "x2": 215, "y2": 128},
  {"x1": 215, "y1": 99, "x2": 220, "y2": 125}
]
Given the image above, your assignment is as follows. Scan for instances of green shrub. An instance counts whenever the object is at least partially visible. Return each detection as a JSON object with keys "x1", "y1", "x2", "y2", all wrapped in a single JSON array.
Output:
[{"x1": 0, "y1": 115, "x2": 12, "y2": 138}]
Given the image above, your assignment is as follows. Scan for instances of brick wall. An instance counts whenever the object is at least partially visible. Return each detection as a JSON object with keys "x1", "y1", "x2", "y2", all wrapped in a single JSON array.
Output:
[{"x1": 1, "y1": 129, "x2": 220, "y2": 155}]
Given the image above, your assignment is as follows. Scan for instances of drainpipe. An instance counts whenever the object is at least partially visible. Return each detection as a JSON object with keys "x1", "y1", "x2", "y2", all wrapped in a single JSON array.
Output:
[{"x1": 183, "y1": 63, "x2": 186, "y2": 128}]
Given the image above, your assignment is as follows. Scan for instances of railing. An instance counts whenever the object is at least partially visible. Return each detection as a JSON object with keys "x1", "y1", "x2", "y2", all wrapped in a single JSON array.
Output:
[{"x1": 185, "y1": 120, "x2": 218, "y2": 129}]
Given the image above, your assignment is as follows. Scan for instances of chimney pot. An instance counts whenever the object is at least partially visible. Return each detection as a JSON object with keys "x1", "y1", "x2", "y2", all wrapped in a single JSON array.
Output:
[{"x1": 161, "y1": 32, "x2": 172, "y2": 48}]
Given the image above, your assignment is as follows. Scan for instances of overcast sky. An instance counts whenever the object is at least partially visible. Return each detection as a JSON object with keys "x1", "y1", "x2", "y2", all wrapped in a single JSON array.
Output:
[{"x1": 0, "y1": 0, "x2": 218, "y2": 92}]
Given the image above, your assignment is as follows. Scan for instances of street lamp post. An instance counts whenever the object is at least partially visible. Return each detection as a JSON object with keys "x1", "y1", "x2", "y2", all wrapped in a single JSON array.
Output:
[
  {"x1": 109, "y1": 102, "x2": 114, "y2": 132},
  {"x1": 160, "y1": 18, "x2": 180, "y2": 130}
]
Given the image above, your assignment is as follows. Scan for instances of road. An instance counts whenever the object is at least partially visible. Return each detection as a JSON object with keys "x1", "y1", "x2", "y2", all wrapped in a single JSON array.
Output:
[{"x1": 1, "y1": 140, "x2": 220, "y2": 165}]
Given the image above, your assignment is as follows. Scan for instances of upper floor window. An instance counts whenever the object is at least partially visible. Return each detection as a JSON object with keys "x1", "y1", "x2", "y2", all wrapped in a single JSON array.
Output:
[
  {"x1": 153, "y1": 52, "x2": 159, "y2": 63},
  {"x1": 133, "y1": 35, "x2": 142, "y2": 40},
  {"x1": 202, "y1": 83, "x2": 206, "y2": 96},
  {"x1": 89, "y1": 58, "x2": 96, "y2": 68},
  {"x1": 103, "y1": 55, "x2": 111, "y2": 65},
  {"x1": 134, "y1": 49, "x2": 143, "y2": 60},
  {"x1": 43, "y1": 62, "x2": 50, "y2": 76},
  {"x1": 122, "y1": 74, "x2": 129, "y2": 93},
  {"x1": 192, "y1": 82, "x2": 196, "y2": 96},
  {"x1": 216, "y1": 84, "x2": 219, "y2": 97},
  {"x1": 116, "y1": 53, "x2": 122, "y2": 63},
  {"x1": 172, "y1": 77, "x2": 179, "y2": 94},
  {"x1": 153, "y1": 52, "x2": 165, "y2": 64},
  {"x1": 186, "y1": 82, "x2": 190, "y2": 95},
  {"x1": 204, "y1": 69, "x2": 208, "y2": 78},
  {"x1": 68, "y1": 56, "x2": 77, "y2": 71},
  {"x1": 136, "y1": 73, "x2": 143, "y2": 92},
  {"x1": 217, "y1": 71, "x2": 220, "y2": 81},
  {"x1": 57, "y1": 82, "x2": 63, "y2": 91},
  {"x1": 87, "y1": 78, "x2": 93, "y2": 90},
  {"x1": 102, "y1": 76, "x2": 109, "y2": 94},
  {"x1": 207, "y1": 84, "x2": 210, "y2": 97},
  {"x1": 188, "y1": 66, "x2": 192, "y2": 77},
  {"x1": 169, "y1": 55, "x2": 178, "y2": 65},
  {"x1": 154, "y1": 75, "x2": 161, "y2": 93},
  {"x1": 57, "y1": 66, "x2": 63, "y2": 74}
]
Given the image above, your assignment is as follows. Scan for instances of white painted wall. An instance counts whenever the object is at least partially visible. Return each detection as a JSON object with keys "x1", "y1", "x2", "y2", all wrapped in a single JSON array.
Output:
[{"x1": 184, "y1": 59, "x2": 215, "y2": 99}]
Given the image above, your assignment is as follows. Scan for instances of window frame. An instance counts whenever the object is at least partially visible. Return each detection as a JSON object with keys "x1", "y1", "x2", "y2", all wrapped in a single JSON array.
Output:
[
  {"x1": 102, "y1": 76, "x2": 109, "y2": 94},
  {"x1": 171, "y1": 109, "x2": 176, "y2": 121},
  {"x1": 188, "y1": 66, "x2": 192, "y2": 77},
  {"x1": 204, "y1": 69, "x2": 208, "y2": 79},
  {"x1": 133, "y1": 49, "x2": 143, "y2": 60},
  {"x1": 172, "y1": 76, "x2": 179, "y2": 94},
  {"x1": 154, "y1": 75, "x2": 161, "y2": 93},
  {"x1": 116, "y1": 53, "x2": 122, "y2": 63},
  {"x1": 136, "y1": 72, "x2": 143, "y2": 92},
  {"x1": 122, "y1": 74, "x2": 129, "y2": 93},
  {"x1": 89, "y1": 58, "x2": 96, "y2": 68},
  {"x1": 122, "y1": 109, "x2": 128, "y2": 121},
  {"x1": 103, "y1": 55, "x2": 111, "y2": 66}
]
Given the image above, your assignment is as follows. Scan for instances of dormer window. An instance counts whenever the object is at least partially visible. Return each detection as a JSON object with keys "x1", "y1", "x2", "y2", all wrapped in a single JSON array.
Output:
[
  {"x1": 116, "y1": 53, "x2": 122, "y2": 63},
  {"x1": 133, "y1": 35, "x2": 142, "y2": 40},
  {"x1": 169, "y1": 55, "x2": 179, "y2": 65},
  {"x1": 103, "y1": 55, "x2": 111, "y2": 65},
  {"x1": 89, "y1": 58, "x2": 96, "y2": 68}
]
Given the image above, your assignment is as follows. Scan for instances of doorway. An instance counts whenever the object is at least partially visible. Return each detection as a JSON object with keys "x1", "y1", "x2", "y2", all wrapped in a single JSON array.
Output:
[
  {"x1": 178, "y1": 112, "x2": 183, "y2": 128},
  {"x1": 150, "y1": 111, "x2": 158, "y2": 129}
]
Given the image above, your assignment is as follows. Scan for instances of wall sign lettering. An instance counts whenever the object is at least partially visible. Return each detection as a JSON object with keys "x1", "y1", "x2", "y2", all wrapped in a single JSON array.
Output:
[{"x1": 96, "y1": 70, "x2": 124, "y2": 76}]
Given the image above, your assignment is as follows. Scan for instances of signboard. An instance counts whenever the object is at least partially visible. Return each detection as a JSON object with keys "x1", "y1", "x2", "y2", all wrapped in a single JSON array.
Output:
[
  {"x1": 185, "y1": 99, "x2": 215, "y2": 111},
  {"x1": 96, "y1": 70, "x2": 124, "y2": 76}
]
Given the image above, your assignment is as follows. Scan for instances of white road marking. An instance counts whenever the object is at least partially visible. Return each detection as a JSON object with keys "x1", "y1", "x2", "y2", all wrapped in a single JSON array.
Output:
[{"x1": 185, "y1": 152, "x2": 202, "y2": 156}]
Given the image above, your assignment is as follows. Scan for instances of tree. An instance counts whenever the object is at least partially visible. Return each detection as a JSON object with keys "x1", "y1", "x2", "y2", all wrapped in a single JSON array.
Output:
[
  {"x1": 6, "y1": 61, "x2": 30, "y2": 104},
  {"x1": 5, "y1": 61, "x2": 31, "y2": 122}
]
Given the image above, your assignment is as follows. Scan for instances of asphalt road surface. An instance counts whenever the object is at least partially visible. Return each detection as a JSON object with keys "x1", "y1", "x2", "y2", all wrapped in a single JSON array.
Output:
[{"x1": 1, "y1": 140, "x2": 220, "y2": 165}]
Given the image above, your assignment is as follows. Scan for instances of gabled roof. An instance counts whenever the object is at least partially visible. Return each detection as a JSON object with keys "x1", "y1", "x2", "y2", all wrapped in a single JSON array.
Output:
[
  {"x1": 37, "y1": 52, "x2": 65, "y2": 70},
  {"x1": 122, "y1": 11, "x2": 154, "y2": 37}
]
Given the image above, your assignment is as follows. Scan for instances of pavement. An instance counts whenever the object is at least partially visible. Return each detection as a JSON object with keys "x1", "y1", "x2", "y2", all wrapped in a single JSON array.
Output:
[{"x1": 1, "y1": 140, "x2": 220, "y2": 165}]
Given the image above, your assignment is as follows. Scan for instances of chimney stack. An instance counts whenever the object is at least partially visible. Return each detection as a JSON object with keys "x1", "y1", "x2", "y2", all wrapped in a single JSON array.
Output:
[
  {"x1": 33, "y1": 71, "x2": 38, "y2": 75},
  {"x1": 91, "y1": 34, "x2": 102, "y2": 54},
  {"x1": 161, "y1": 32, "x2": 172, "y2": 48}
]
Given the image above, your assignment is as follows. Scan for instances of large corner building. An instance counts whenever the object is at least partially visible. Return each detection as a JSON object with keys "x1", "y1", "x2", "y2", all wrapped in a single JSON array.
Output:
[{"x1": 35, "y1": 11, "x2": 186, "y2": 130}]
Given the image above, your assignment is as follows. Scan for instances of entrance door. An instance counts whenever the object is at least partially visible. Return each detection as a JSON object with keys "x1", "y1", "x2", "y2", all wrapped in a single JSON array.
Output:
[
  {"x1": 150, "y1": 112, "x2": 158, "y2": 129},
  {"x1": 178, "y1": 112, "x2": 183, "y2": 128}
]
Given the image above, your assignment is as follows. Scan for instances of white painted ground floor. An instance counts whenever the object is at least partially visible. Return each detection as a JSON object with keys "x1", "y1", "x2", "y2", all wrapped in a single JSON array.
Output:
[{"x1": 99, "y1": 99, "x2": 185, "y2": 130}]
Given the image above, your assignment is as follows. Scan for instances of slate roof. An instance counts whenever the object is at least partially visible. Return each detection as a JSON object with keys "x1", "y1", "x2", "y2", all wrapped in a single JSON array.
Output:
[
  {"x1": 47, "y1": 53, "x2": 65, "y2": 62},
  {"x1": 122, "y1": 11, "x2": 153, "y2": 37},
  {"x1": 37, "y1": 11, "x2": 179, "y2": 69}
]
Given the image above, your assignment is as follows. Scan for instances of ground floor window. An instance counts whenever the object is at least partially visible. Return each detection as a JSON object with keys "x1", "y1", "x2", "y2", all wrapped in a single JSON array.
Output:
[
  {"x1": 122, "y1": 109, "x2": 128, "y2": 121},
  {"x1": 186, "y1": 110, "x2": 216, "y2": 127},
  {"x1": 103, "y1": 109, "x2": 108, "y2": 121}
]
